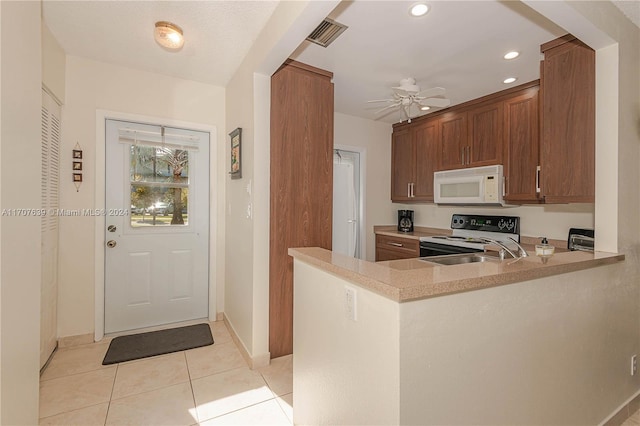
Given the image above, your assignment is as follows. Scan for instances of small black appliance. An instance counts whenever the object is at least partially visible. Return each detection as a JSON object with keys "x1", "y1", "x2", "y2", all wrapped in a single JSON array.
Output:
[{"x1": 397, "y1": 210, "x2": 414, "y2": 233}]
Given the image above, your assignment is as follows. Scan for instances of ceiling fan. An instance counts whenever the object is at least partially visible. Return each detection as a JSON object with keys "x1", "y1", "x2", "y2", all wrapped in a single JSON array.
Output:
[{"x1": 367, "y1": 77, "x2": 451, "y2": 123}]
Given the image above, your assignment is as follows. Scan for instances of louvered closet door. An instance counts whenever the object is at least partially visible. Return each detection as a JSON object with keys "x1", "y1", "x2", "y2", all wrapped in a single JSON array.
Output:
[{"x1": 41, "y1": 90, "x2": 60, "y2": 368}]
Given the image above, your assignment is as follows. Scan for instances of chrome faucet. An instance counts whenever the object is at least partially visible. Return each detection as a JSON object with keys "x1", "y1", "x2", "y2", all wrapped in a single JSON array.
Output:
[
  {"x1": 480, "y1": 237, "x2": 518, "y2": 259},
  {"x1": 480, "y1": 237, "x2": 528, "y2": 260},
  {"x1": 508, "y1": 237, "x2": 529, "y2": 258}
]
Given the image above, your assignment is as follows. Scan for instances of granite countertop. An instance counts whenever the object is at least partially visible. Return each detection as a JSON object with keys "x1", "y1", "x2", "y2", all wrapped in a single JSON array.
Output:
[
  {"x1": 374, "y1": 225, "x2": 451, "y2": 240},
  {"x1": 288, "y1": 246, "x2": 624, "y2": 303}
]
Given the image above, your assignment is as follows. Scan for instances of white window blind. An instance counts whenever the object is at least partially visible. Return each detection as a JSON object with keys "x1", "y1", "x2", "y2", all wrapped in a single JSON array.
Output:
[{"x1": 118, "y1": 126, "x2": 202, "y2": 152}]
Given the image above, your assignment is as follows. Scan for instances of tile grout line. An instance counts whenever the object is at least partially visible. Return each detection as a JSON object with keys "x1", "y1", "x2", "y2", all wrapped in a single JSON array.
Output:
[
  {"x1": 184, "y1": 350, "x2": 200, "y2": 424},
  {"x1": 40, "y1": 362, "x2": 113, "y2": 383},
  {"x1": 103, "y1": 363, "x2": 119, "y2": 426}
]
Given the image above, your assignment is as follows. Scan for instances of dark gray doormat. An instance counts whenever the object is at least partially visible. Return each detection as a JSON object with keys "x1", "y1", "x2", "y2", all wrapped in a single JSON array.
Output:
[{"x1": 102, "y1": 323, "x2": 213, "y2": 365}]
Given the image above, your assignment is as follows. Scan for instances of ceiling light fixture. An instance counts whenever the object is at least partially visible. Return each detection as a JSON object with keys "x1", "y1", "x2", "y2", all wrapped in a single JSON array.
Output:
[
  {"x1": 503, "y1": 77, "x2": 517, "y2": 84},
  {"x1": 154, "y1": 21, "x2": 184, "y2": 50},
  {"x1": 410, "y1": 3, "x2": 429, "y2": 17},
  {"x1": 503, "y1": 51, "x2": 520, "y2": 60},
  {"x1": 420, "y1": 106, "x2": 431, "y2": 111}
]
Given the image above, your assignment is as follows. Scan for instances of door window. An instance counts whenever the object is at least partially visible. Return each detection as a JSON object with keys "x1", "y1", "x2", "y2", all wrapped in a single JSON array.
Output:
[{"x1": 130, "y1": 145, "x2": 190, "y2": 227}]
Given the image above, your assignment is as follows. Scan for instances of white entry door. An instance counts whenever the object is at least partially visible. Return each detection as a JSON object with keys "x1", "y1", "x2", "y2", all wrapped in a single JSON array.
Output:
[{"x1": 104, "y1": 119, "x2": 209, "y2": 334}]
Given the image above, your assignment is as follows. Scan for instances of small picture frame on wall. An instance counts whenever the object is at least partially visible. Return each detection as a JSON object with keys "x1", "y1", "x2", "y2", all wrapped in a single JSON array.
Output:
[
  {"x1": 73, "y1": 173, "x2": 83, "y2": 182},
  {"x1": 72, "y1": 161, "x2": 83, "y2": 171},
  {"x1": 72, "y1": 149, "x2": 83, "y2": 159},
  {"x1": 229, "y1": 127, "x2": 242, "y2": 180}
]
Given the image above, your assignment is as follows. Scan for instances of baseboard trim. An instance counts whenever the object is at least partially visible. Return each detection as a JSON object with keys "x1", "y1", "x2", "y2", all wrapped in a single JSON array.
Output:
[
  {"x1": 58, "y1": 333, "x2": 94, "y2": 348},
  {"x1": 223, "y1": 313, "x2": 270, "y2": 370},
  {"x1": 601, "y1": 389, "x2": 640, "y2": 426}
]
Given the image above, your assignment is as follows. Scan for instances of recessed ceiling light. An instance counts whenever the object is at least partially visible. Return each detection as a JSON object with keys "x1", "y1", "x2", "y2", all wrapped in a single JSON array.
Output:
[
  {"x1": 410, "y1": 3, "x2": 429, "y2": 17},
  {"x1": 420, "y1": 106, "x2": 431, "y2": 111},
  {"x1": 154, "y1": 21, "x2": 184, "y2": 50},
  {"x1": 504, "y1": 51, "x2": 520, "y2": 60},
  {"x1": 503, "y1": 77, "x2": 517, "y2": 84}
]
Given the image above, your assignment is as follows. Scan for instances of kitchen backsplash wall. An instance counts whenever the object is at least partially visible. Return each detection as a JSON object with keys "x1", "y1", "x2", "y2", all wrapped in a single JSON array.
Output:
[{"x1": 394, "y1": 203, "x2": 594, "y2": 241}]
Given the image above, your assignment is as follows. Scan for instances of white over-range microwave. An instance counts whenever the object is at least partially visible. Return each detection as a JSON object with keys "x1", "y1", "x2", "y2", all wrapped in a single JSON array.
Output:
[{"x1": 433, "y1": 165, "x2": 506, "y2": 206}]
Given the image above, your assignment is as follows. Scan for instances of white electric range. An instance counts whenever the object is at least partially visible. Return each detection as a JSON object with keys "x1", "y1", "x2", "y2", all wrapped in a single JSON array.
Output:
[{"x1": 419, "y1": 214, "x2": 520, "y2": 257}]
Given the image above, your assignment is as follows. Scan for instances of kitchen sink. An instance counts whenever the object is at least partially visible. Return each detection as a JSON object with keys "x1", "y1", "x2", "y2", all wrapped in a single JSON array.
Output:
[{"x1": 420, "y1": 253, "x2": 501, "y2": 266}]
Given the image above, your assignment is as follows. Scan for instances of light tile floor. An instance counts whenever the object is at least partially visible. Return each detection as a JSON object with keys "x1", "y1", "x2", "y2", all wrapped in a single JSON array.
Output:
[
  {"x1": 622, "y1": 409, "x2": 640, "y2": 426},
  {"x1": 39, "y1": 321, "x2": 293, "y2": 425}
]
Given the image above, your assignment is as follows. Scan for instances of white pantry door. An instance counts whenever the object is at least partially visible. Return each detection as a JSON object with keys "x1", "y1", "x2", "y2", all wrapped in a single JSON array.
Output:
[{"x1": 104, "y1": 119, "x2": 209, "y2": 334}]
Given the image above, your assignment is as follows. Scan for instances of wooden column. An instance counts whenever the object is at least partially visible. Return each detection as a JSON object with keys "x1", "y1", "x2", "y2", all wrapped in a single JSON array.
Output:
[{"x1": 270, "y1": 60, "x2": 334, "y2": 358}]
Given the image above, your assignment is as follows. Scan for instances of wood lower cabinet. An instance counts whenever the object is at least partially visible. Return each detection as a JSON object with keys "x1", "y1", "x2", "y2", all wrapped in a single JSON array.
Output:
[
  {"x1": 270, "y1": 60, "x2": 333, "y2": 358},
  {"x1": 539, "y1": 35, "x2": 595, "y2": 203},
  {"x1": 375, "y1": 234, "x2": 420, "y2": 261},
  {"x1": 503, "y1": 86, "x2": 540, "y2": 203}
]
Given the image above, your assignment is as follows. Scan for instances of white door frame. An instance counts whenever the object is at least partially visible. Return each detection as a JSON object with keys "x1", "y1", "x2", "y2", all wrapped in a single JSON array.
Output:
[
  {"x1": 95, "y1": 110, "x2": 217, "y2": 341},
  {"x1": 334, "y1": 144, "x2": 367, "y2": 260}
]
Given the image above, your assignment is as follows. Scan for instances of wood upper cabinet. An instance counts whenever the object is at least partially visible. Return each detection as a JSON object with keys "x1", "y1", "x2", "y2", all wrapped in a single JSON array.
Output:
[
  {"x1": 438, "y1": 111, "x2": 467, "y2": 170},
  {"x1": 413, "y1": 118, "x2": 439, "y2": 200},
  {"x1": 391, "y1": 127, "x2": 413, "y2": 201},
  {"x1": 391, "y1": 118, "x2": 439, "y2": 202},
  {"x1": 539, "y1": 35, "x2": 595, "y2": 203},
  {"x1": 438, "y1": 102, "x2": 502, "y2": 171},
  {"x1": 503, "y1": 86, "x2": 541, "y2": 202},
  {"x1": 467, "y1": 100, "x2": 503, "y2": 167},
  {"x1": 270, "y1": 60, "x2": 333, "y2": 358}
]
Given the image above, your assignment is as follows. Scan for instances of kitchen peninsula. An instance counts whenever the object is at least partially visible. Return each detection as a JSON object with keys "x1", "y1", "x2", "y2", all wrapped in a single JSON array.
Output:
[{"x1": 289, "y1": 247, "x2": 626, "y2": 425}]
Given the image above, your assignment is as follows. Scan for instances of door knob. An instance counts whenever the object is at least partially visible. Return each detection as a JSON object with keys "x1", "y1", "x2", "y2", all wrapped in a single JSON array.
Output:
[
  {"x1": 107, "y1": 225, "x2": 116, "y2": 232},
  {"x1": 107, "y1": 240, "x2": 117, "y2": 248}
]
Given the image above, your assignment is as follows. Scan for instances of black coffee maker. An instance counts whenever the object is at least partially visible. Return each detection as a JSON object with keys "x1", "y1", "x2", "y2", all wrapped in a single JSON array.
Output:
[{"x1": 397, "y1": 210, "x2": 414, "y2": 232}]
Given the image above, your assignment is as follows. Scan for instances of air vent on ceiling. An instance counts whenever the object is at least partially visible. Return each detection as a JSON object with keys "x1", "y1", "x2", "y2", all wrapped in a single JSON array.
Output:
[{"x1": 306, "y1": 18, "x2": 348, "y2": 48}]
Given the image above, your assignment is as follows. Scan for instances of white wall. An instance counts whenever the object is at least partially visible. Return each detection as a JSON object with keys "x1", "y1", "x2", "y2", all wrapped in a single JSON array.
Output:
[
  {"x1": 224, "y1": 0, "x2": 339, "y2": 362},
  {"x1": 400, "y1": 262, "x2": 637, "y2": 424},
  {"x1": 293, "y1": 259, "x2": 400, "y2": 425},
  {"x1": 0, "y1": 2, "x2": 42, "y2": 424},
  {"x1": 59, "y1": 56, "x2": 226, "y2": 338},
  {"x1": 42, "y1": 22, "x2": 65, "y2": 104},
  {"x1": 334, "y1": 112, "x2": 394, "y2": 261}
]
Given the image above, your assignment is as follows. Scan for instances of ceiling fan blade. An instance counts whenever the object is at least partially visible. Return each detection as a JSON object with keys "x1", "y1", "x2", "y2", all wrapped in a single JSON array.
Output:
[
  {"x1": 374, "y1": 103, "x2": 401, "y2": 115},
  {"x1": 419, "y1": 97, "x2": 451, "y2": 108},
  {"x1": 373, "y1": 105, "x2": 402, "y2": 120},
  {"x1": 367, "y1": 99, "x2": 395, "y2": 103},
  {"x1": 416, "y1": 87, "x2": 446, "y2": 98},
  {"x1": 392, "y1": 87, "x2": 410, "y2": 97}
]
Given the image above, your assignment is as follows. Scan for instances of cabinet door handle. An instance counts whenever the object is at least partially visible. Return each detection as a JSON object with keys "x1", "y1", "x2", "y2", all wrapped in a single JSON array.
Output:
[
  {"x1": 467, "y1": 146, "x2": 471, "y2": 165},
  {"x1": 410, "y1": 183, "x2": 415, "y2": 198},
  {"x1": 461, "y1": 147, "x2": 465, "y2": 165},
  {"x1": 536, "y1": 166, "x2": 541, "y2": 193},
  {"x1": 388, "y1": 242, "x2": 403, "y2": 247},
  {"x1": 407, "y1": 183, "x2": 411, "y2": 198}
]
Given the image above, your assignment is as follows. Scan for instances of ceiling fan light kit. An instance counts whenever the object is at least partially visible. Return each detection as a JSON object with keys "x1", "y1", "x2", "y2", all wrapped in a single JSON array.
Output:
[
  {"x1": 367, "y1": 77, "x2": 451, "y2": 123},
  {"x1": 154, "y1": 21, "x2": 184, "y2": 50}
]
